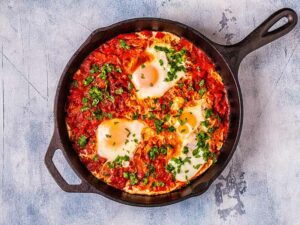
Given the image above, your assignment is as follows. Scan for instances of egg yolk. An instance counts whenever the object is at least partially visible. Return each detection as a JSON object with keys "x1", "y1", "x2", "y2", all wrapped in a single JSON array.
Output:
[
  {"x1": 137, "y1": 63, "x2": 159, "y2": 87},
  {"x1": 180, "y1": 112, "x2": 197, "y2": 128},
  {"x1": 105, "y1": 122, "x2": 128, "y2": 148},
  {"x1": 177, "y1": 124, "x2": 189, "y2": 134}
]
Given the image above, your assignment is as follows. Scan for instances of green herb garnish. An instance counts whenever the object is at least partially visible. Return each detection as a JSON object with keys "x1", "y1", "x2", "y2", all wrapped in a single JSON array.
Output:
[
  {"x1": 205, "y1": 108, "x2": 213, "y2": 118},
  {"x1": 148, "y1": 146, "x2": 159, "y2": 160},
  {"x1": 78, "y1": 135, "x2": 88, "y2": 147},
  {"x1": 90, "y1": 64, "x2": 99, "y2": 74},
  {"x1": 199, "y1": 88, "x2": 207, "y2": 96},
  {"x1": 81, "y1": 106, "x2": 89, "y2": 112},
  {"x1": 201, "y1": 120, "x2": 209, "y2": 127},
  {"x1": 129, "y1": 173, "x2": 138, "y2": 185},
  {"x1": 183, "y1": 146, "x2": 189, "y2": 154},
  {"x1": 119, "y1": 39, "x2": 130, "y2": 50},
  {"x1": 132, "y1": 112, "x2": 139, "y2": 120},
  {"x1": 159, "y1": 145, "x2": 167, "y2": 155},
  {"x1": 168, "y1": 126, "x2": 176, "y2": 132},
  {"x1": 159, "y1": 59, "x2": 164, "y2": 66},
  {"x1": 154, "y1": 119, "x2": 164, "y2": 134},
  {"x1": 199, "y1": 79, "x2": 205, "y2": 87},
  {"x1": 193, "y1": 164, "x2": 201, "y2": 169},
  {"x1": 142, "y1": 178, "x2": 149, "y2": 185},
  {"x1": 123, "y1": 172, "x2": 129, "y2": 179},
  {"x1": 154, "y1": 46, "x2": 186, "y2": 82},
  {"x1": 83, "y1": 76, "x2": 94, "y2": 86},
  {"x1": 115, "y1": 87, "x2": 124, "y2": 95},
  {"x1": 116, "y1": 67, "x2": 122, "y2": 73}
]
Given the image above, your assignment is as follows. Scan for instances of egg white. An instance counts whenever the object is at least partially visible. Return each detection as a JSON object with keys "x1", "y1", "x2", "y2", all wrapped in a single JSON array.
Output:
[
  {"x1": 170, "y1": 132, "x2": 206, "y2": 182},
  {"x1": 96, "y1": 119, "x2": 145, "y2": 162},
  {"x1": 168, "y1": 100, "x2": 209, "y2": 182},
  {"x1": 174, "y1": 100, "x2": 206, "y2": 138},
  {"x1": 132, "y1": 45, "x2": 186, "y2": 99}
]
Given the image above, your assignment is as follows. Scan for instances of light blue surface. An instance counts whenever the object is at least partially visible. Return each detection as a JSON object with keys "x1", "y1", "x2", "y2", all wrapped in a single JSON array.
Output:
[{"x1": 0, "y1": 0, "x2": 299, "y2": 224}]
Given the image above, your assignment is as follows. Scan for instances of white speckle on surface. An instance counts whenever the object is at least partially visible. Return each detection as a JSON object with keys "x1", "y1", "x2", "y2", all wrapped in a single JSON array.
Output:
[{"x1": 0, "y1": 0, "x2": 299, "y2": 225}]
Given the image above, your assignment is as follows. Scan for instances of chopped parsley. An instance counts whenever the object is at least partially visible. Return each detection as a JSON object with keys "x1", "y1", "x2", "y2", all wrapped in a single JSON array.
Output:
[
  {"x1": 78, "y1": 135, "x2": 87, "y2": 147},
  {"x1": 129, "y1": 173, "x2": 138, "y2": 185},
  {"x1": 148, "y1": 146, "x2": 159, "y2": 160},
  {"x1": 142, "y1": 178, "x2": 149, "y2": 185},
  {"x1": 106, "y1": 112, "x2": 113, "y2": 119},
  {"x1": 92, "y1": 98, "x2": 100, "y2": 106},
  {"x1": 82, "y1": 97, "x2": 88, "y2": 104},
  {"x1": 168, "y1": 126, "x2": 176, "y2": 132},
  {"x1": 183, "y1": 146, "x2": 189, "y2": 154},
  {"x1": 123, "y1": 172, "x2": 129, "y2": 179},
  {"x1": 201, "y1": 120, "x2": 209, "y2": 127},
  {"x1": 90, "y1": 64, "x2": 100, "y2": 74},
  {"x1": 93, "y1": 154, "x2": 99, "y2": 162},
  {"x1": 154, "y1": 46, "x2": 186, "y2": 82},
  {"x1": 128, "y1": 82, "x2": 133, "y2": 91},
  {"x1": 154, "y1": 119, "x2": 164, "y2": 134},
  {"x1": 199, "y1": 87, "x2": 207, "y2": 96},
  {"x1": 83, "y1": 76, "x2": 94, "y2": 86},
  {"x1": 144, "y1": 164, "x2": 155, "y2": 177},
  {"x1": 164, "y1": 114, "x2": 171, "y2": 122},
  {"x1": 115, "y1": 87, "x2": 124, "y2": 95},
  {"x1": 159, "y1": 59, "x2": 164, "y2": 66},
  {"x1": 192, "y1": 131, "x2": 213, "y2": 161},
  {"x1": 132, "y1": 112, "x2": 139, "y2": 120},
  {"x1": 159, "y1": 145, "x2": 167, "y2": 155},
  {"x1": 116, "y1": 67, "x2": 122, "y2": 73},
  {"x1": 205, "y1": 108, "x2": 213, "y2": 118},
  {"x1": 158, "y1": 181, "x2": 165, "y2": 187},
  {"x1": 108, "y1": 162, "x2": 115, "y2": 169},
  {"x1": 80, "y1": 106, "x2": 89, "y2": 112},
  {"x1": 119, "y1": 39, "x2": 130, "y2": 50},
  {"x1": 93, "y1": 109, "x2": 103, "y2": 120},
  {"x1": 89, "y1": 86, "x2": 103, "y2": 103},
  {"x1": 208, "y1": 127, "x2": 216, "y2": 133},
  {"x1": 199, "y1": 79, "x2": 205, "y2": 87},
  {"x1": 166, "y1": 163, "x2": 175, "y2": 173},
  {"x1": 113, "y1": 155, "x2": 130, "y2": 166},
  {"x1": 193, "y1": 164, "x2": 201, "y2": 169},
  {"x1": 100, "y1": 63, "x2": 114, "y2": 80},
  {"x1": 177, "y1": 81, "x2": 184, "y2": 88}
]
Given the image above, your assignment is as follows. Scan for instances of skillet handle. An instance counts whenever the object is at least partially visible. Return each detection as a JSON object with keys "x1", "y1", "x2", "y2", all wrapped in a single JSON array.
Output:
[
  {"x1": 215, "y1": 8, "x2": 298, "y2": 74},
  {"x1": 45, "y1": 130, "x2": 90, "y2": 193}
]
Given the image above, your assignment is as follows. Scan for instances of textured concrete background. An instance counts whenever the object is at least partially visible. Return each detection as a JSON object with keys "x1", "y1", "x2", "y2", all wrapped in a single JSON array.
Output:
[{"x1": 0, "y1": 0, "x2": 299, "y2": 224}]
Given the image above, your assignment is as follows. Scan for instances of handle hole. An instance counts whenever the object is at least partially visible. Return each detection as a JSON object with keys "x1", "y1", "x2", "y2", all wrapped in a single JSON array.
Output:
[
  {"x1": 53, "y1": 149, "x2": 81, "y2": 185},
  {"x1": 267, "y1": 17, "x2": 289, "y2": 32}
]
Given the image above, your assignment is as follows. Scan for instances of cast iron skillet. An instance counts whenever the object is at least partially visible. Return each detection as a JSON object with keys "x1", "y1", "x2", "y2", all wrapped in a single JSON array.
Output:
[{"x1": 45, "y1": 8, "x2": 297, "y2": 206}]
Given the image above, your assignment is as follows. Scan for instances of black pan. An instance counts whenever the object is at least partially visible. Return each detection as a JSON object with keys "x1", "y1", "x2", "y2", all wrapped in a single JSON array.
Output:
[{"x1": 45, "y1": 8, "x2": 297, "y2": 206}]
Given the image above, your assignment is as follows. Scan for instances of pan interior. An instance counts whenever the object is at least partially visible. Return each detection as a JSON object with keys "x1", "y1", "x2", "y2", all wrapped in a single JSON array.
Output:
[{"x1": 54, "y1": 18, "x2": 242, "y2": 206}]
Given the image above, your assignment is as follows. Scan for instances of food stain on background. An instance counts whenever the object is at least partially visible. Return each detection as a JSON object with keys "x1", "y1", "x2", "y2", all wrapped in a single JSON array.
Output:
[
  {"x1": 218, "y1": 8, "x2": 237, "y2": 44},
  {"x1": 161, "y1": 0, "x2": 171, "y2": 7},
  {"x1": 214, "y1": 166, "x2": 247, "y2": 220}
]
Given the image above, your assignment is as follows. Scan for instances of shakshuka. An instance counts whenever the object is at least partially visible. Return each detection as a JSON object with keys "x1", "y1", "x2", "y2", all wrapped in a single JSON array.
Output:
[{"x1": 65, "y1": 31, "x2": 229, "y2": 195}]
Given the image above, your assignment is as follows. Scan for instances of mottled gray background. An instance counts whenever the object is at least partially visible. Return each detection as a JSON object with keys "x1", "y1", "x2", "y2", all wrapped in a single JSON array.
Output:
[{"x1": 0, "y1": 0, "x2": 299, "y2": 225}]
